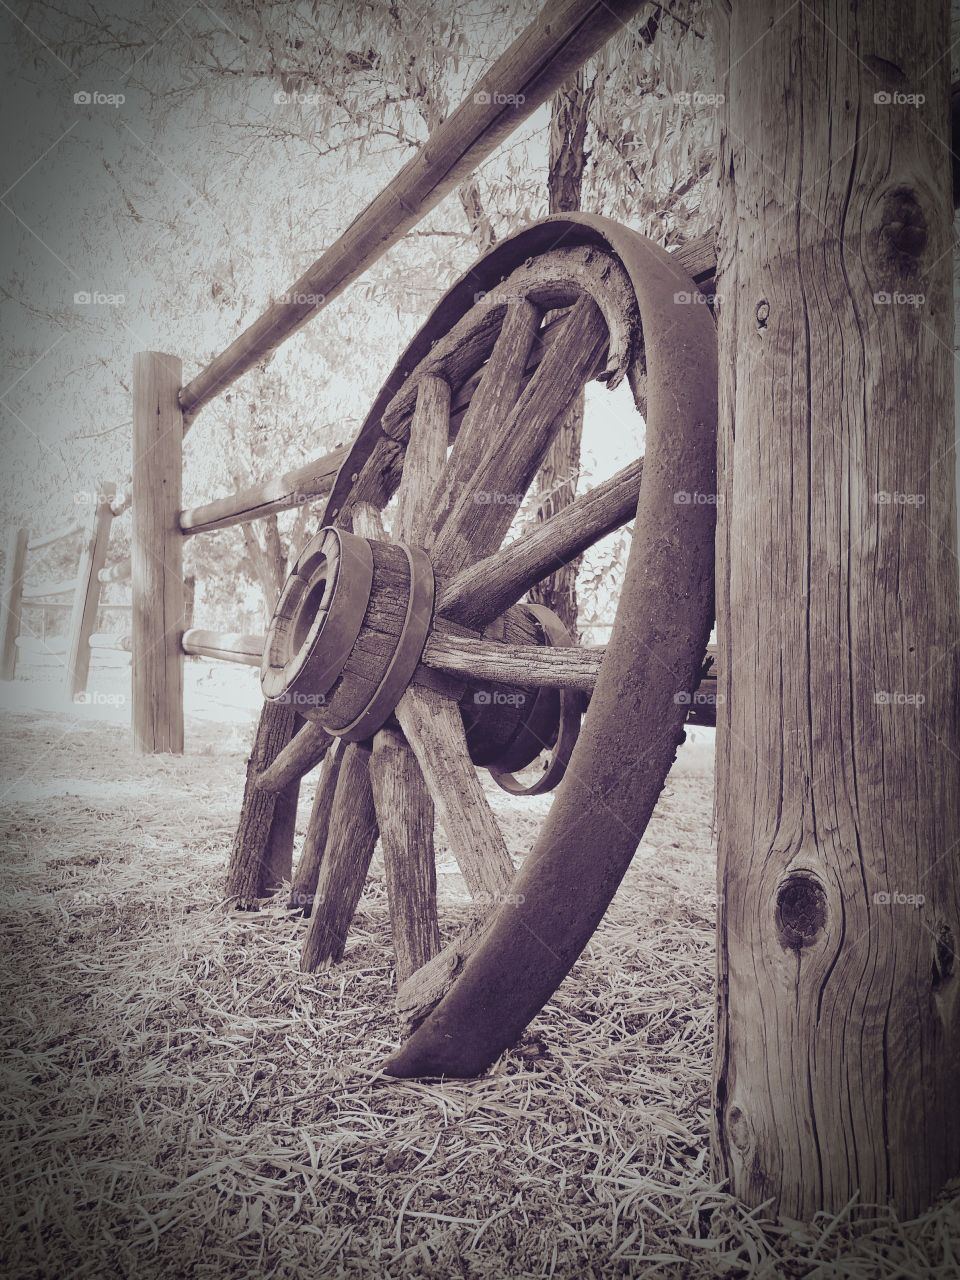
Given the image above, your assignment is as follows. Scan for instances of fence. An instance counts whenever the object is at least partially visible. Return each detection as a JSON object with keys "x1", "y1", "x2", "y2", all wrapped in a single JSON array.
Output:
[
  {"x1": 0, "y1": 483, "x2": 134, "y2": 698},
  {"x1": 128, "y1": 0, "x2": 719, "y2": 753}
]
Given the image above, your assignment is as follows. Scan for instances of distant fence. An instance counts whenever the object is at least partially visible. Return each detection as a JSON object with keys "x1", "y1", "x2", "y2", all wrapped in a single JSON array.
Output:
[{"x1": 1, "y1": 482, "x2": 133, "y2": 698}]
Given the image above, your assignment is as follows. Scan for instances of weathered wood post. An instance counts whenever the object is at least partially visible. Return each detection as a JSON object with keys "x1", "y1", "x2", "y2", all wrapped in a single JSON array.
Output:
[
  {"x1": 713, "y1": 0, "x2": 960, "y2": 1218},
  {"x1": 132, "y1": 353, "x2": 184, "y2": 752},
  {"x1": 0, "y1": 527, "x2": 28, "y2": 681},
  {"x1": 65, "y1": 481, "x2": 115, "y2": 700}
]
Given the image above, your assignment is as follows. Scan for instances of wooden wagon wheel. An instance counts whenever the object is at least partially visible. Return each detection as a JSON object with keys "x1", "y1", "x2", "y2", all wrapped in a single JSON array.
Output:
[{"x1": 254, "y1": 215, "x2": 717, "y2": 1077}]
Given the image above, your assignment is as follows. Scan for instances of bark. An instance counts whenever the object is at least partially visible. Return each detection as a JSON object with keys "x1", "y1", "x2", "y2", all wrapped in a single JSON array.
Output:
[
  {"x1": 529, "y1": 69, "x2": 592, "y2": 634},
  {"x1": 713, "y1": 0, "x2": 960, "y2": 1219}
]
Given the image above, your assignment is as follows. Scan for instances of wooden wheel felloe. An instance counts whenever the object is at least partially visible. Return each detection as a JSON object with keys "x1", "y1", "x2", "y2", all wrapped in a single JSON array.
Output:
[{"x1": 256, "y1": 215, "x2": 717, "y2": 1075}]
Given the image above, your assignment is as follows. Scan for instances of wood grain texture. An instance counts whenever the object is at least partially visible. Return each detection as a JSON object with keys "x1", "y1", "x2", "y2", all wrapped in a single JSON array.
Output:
[
  {"x1": 0, "y1": 527, "x2": 28, "y2": 682},
  {"x1": 131, "y1": 352, "x2": 184, "y2": 754},
  {"x1": 421, "y1": 633, "x2": 602, "y2": 692},
  {"x1": 394, "y1": 375, "x2": 450, "y2": 543},
  {"x1": 225, "y1": 700, "x2": 302, "y2": 908},
  {"x1": 65, "y1": 483, "x2": 116, "y2": 700},
  {"x1": 301, "y1": 741, "x2": 379, "y2": 970},
  {"x1": 256, "y1": 720, "x2": 334, "y2": 793},
  {"x1": 437, "y1": 456, "x2": 643, "y2": 627},
  {"x1": 713, "y1": 0, "x2": 960, "y2": 1219},
  {"x1": 357, "y1": 441, "x2": 443, "y2": 984},
  {"x1": 429, "y1": 296, "x2": 609, "y2": 576},
  {"x1": 426, "y1": 301, "x2": 541, "y2": 551},
  {"x1": 395, "y1": 684, "x2": 514, "y2": 898},
  {"x1": 289, "y1": 742, "x2": 343, "y2": 914},
  {"x1": 370, "y1": 727, "x2": 441, "y2": 984}
]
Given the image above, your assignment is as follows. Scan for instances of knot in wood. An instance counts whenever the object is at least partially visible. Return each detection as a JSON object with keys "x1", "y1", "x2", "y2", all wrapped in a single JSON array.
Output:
[{"x1": 775, "y1": 871, "x2": 828, "y2": 951}]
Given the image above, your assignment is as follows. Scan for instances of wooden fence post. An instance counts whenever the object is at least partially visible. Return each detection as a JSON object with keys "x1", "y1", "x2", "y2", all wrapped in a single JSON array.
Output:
[
  {"x1": 132, "y1": 352, "x2": 184, "y2": 753},
  {"x1": 0, "y1": 527, "x2": 29, "y2": 681},
  {"x1": 713, "y1": 0, "x2": 960, "y2": 1219},
  {"x1": 65, "y1": 481, "x2": 116, "y2": 700}
]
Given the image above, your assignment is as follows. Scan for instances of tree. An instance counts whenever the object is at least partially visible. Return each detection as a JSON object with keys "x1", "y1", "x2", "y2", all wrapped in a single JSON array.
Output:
[
  {"x1": 713, "y1": 0, "x2": 960, "y2": 1220},
  {"x1": 528, "y1": 68, "x2": 593, "y2": 634}
]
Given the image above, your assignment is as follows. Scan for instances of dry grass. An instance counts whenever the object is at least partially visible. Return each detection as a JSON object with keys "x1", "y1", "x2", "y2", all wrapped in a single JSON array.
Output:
[{"x1": 1, "y1": 701, "x2": 958, "y2": 1279}]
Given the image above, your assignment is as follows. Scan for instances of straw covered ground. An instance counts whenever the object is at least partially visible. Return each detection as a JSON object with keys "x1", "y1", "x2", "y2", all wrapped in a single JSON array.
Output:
[{"x1": 2, "y1": 694, "x2": 959, "y2": 1279}]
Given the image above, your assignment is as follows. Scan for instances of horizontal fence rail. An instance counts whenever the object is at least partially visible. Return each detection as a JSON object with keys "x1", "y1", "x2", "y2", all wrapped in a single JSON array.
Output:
[
  {"x1": 181, "y1": 629, "x2": 264, "y2": 666},
  {"x1": 26, "y1": 521, "x2": 81, "y2": 552},
  {"x1": 177, "y1": 0, "x2": 648, "y2": 425},
  {"x1": 180, "y1": 446, "x2": 350, "y2": 536}
]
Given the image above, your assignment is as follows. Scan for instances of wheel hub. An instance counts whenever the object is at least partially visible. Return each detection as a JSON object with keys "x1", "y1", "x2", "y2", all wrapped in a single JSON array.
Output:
[{"x1": 261, "y1": 525, "x2": 571, "y2": 778}]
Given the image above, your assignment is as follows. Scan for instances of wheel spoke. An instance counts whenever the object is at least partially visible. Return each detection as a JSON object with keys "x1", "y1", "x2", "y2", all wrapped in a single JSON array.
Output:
[
  {"x1": 421, "y1": 632, "x2": 602, "y2": 693},
  {"x1": 395, "y1": 684, "x2": 514, "y2": 898},
  {"x1": 256, "y1": 719, "x2": 334, "y2": 793},
  {"x1": 394, "y1": 375, "x2": 450, "y2": 543},
  {"x1": 430, "y1": 296, "x2": 608, "y2": 576},
  {"x1": 301, "y1": 741, "x2": 379, "y2": 971},
  {"x1": 289, "y1": 740, "x2": 343, "y2": 913},
  {"x1": 425, "y1": 300, "x2": 541, "y2": 554},
  {"x1": 436, "y1": 456, "x2": 644, "y2": 628},
  {"x1": 369, "y1": 726, "x2": 441, "y2": 983}
]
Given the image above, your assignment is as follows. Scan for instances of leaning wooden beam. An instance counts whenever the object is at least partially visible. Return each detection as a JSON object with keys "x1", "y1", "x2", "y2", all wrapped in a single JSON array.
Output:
[
  {"x1": 66, "y1": 483, "x2": 116, "y2": 701},
  {"x1": 289, "y1": 742, "x2": 343, "y2": 914},
  {"x1": 421, "y1": 634, "x2": 603, "y2": 692},
  {"x1": 225, "y1": 701, "x2": 302, "y2": 907},
  {"x1": 98, "y1": 557, "x2": 131, "y2": 584},
  {"x1": 0, "y1": 527, "x2": 29, "y2": 681},
  {"x1": 437, "y1": 456, "x2": 644, "y2": 626},
  {"x1": 300, "y1": 741, "x2": 379, "y2": 970},
  {"x1": 179, "y1": 445, "x2": 349, "y2": 536},
  {"x1": 177, "y1": 0, "x2": 649, "y2": 424},
  {"x1": 181, "y1": 629, "x2": 264, "y2": 665},
  {"x1": 256, "y1": 720, "x2": 334, "y2": 793}
]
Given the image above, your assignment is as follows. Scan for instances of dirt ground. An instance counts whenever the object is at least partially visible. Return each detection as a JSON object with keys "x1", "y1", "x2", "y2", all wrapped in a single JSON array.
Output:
[{"x1": 1, "y1": 664, "x2": 958, "y2": 1279}]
